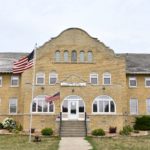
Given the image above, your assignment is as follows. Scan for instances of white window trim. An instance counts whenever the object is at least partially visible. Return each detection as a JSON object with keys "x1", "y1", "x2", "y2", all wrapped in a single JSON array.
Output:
[
  {"x1": 49, "y1": 73, "x2": 58, "y2": 85},
  {"x1": 145, "y1": 78, "x2": 150, "y2": 88},
  {"x1": 92, "y1": 95, "x2": 116, "y2": 114},
  {"x1": 31, "y1": 95, "x2": 55, "y2": 114},
  {"x1": 36, "y1": 72, "x2": 45, "y2": 85},
  {"x1": 9, "y1": 98, "x2": 17, "y2": 114},
  {"x1": 103, "y1": 73, "x2": 111, "y2": 85},
  {"x1": 0, "y1": 76, "x2": 2, "y2": 87},
  {"x1": 129, "y1": 77, "x2": 137, "y2": 88},
  {"x1": 10, "y1": 76, "x2": 19, "y2": 87},
  {"x1": 90, "y1": 73, "x2": 99, "y2": 85},
  {"x1": 146, "y1": 99, "x2": 150, "y2": 114},
  {"x1": 130, "y1": 99, "x2": 138, "y2": 115}
]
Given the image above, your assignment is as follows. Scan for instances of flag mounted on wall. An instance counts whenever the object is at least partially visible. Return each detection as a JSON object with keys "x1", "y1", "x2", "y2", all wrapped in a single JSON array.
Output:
[
  {"x1": 45, "y1": 92, "x2": 60, "y2": 103},
  {"x1": 13, "y1": 50, "x2": 34, "y2": 74}
]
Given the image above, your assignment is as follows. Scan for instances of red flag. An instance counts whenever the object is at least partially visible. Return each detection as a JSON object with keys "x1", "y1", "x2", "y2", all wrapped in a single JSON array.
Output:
[{"x1": 45, "y1": 92, "x2": 60, "y2": 103}]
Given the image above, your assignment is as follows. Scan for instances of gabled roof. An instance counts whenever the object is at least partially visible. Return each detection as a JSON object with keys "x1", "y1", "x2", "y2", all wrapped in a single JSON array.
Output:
[
  {"x1": 117, "y1": 53, "x2": 150, "y2": 74},
  {"x1": 0, "y1": 52, "x2": 28, "y2": 73}
]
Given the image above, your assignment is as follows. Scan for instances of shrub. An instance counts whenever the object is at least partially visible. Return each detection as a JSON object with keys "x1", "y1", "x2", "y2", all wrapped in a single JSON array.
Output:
[
  {"x1": 2, "y1": 117, "x2": 16, "y2": 131},
  {"x1": 16, "y1": 124, "x2": 23, "y2": 131},
  {"x1": 119, "y1": 125, "x2": 133, "y2": 135},
  {"x1": 134, "y1": 116, "x2": 150, "y2": 131},
  {"x1": 41, "y1": 128, "x2": 53, "y2": 136},
  {"x1": 0, "y1": 123, "x2": 3, "y2": 129},
  {"x1": 109, "y1": 127, "x2": 117, "y2": 133},
  {"x1": 92, "y1": 128, "x2": 105, "y2": 136}
]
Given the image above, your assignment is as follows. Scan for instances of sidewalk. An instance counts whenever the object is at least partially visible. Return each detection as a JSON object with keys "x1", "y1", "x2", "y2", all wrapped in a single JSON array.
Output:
[{"x1": 58, "y1": 137, "x2": 92, "y2": 150}]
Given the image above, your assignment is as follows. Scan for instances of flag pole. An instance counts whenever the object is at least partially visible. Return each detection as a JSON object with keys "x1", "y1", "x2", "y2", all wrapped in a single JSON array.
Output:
[{"x1": 29, "y1": 43, "x2": 37, "y2": 143}]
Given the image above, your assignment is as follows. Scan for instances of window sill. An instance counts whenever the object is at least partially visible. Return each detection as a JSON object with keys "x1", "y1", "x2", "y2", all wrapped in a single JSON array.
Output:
[
  {"x1": 10, "y1": 86, "x2": 19, "y2": 88},
  {"x1": 92, "y1": 112, "x2": 116, "y2": 115},
  {"x1": 31, "y1": 112, "x2": 55, "y2": 114},
  {"x1": 53, "y1": 61, "x2": 96, "y2": 64}
]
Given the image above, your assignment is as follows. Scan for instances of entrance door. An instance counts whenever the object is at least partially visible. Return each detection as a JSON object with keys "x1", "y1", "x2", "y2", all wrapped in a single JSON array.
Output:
[{"x1": 68, "y1": 100, "x2": 78, "y2": 120}]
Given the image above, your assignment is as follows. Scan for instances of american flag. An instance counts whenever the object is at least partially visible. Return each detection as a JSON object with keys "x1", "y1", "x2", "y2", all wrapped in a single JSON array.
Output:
[
  {"x1": 45, "y1": 92, "x2": 60, "y2": 103},
  {"x1": 13, "y1": 51, "x2": 34, "y2": 74}
]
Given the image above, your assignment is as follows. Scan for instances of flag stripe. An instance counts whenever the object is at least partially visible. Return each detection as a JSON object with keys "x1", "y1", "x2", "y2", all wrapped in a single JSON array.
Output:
[
  {"x1": 45, "y1": 92, "x2": 60, "y2": 102},
  {"x1": 13, "y1": 51, "x2": 34, "y2": 74}
]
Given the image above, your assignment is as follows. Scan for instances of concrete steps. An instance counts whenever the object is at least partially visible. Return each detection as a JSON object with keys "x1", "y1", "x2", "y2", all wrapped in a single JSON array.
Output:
[{"x1": 60, "y1": 121, "x2": 86, "y2": 137}]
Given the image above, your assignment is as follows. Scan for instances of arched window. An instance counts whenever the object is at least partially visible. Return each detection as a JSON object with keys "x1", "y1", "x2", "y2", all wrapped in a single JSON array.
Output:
[
  {"x1": 80, "y1": 51, "x2": 85, "y2": 62},
  {"x1": 92, "y1": 95, "x2": 116, "y2": 114},
  {"x1": 32, "y1": 95, "x2": 54, "y2": 113},
  {"x1": 36, "y1": 72, "x2": 45, "y2": 85},
  {"x1": 103, "y1": 72, "x2": 111, "y2": 85},
  {"x1": 62, "y1": 95, "x2": 85, "y2": 113},
  {"x1": 88, "y1": 51, "x2": 93, "y2": 62},
  {"x1": 71, "y1": 50, "x2": 77, "y2": 62},
  {"x1": 55, "y1": 50, "x2": 60, "y2": 62},
  {"x1": 64, "y1": 50, "x2": 69, "y2": 62}
]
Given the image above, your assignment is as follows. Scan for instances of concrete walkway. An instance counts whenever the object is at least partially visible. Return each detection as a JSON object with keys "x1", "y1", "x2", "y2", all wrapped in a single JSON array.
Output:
[{"x1": 58, "y1": 137, "x2": 92, "y2": 150}]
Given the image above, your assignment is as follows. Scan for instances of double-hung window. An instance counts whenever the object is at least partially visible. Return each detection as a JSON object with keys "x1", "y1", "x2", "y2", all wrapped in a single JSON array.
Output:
[
  {"x1": 130, "y1": 99, "x2": 138, "y2": 115},
  {"x1": 146, "y1": 99, "x2": 150, "y2": 114},
  {"x1": 36, "y1": 72, "x2": 45, "y2": 85},
  {"x1": 49, "y1": 73, "x2": 58, "y2": 85},
  {"x1": 9, "y1": 98, "x2": 17, "y2": 114},
  {"x1": 90, "y1": 73, "x2": 98, "y2": 85},
  {"x1": 103, "y1": 73, "x2": 111, "y2": 85},
  {"x1": 129, "y1": 77, "x2": 137, "y2": 87},
  {"x1": 145, "y1": 78, "x2": 150, "y2": 87},
  {"x1": 11, "y1": 76, "x2": 19, "y2": 87}
]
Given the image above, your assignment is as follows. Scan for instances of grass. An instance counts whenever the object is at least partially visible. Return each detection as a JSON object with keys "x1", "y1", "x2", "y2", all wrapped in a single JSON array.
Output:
[
  {"x1": 0, "y1": 134, "x2": 60, "y2": 150},
  {"x1": 86, "y1": 135, "x2": 150, "y2": 150}
]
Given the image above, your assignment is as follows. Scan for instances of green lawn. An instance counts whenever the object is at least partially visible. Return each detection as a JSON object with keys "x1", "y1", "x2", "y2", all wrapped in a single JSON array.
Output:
[
  {"x1": 0, "y1": 134, "x2": 60, "y2": 150},
  {"x1": 86, "y1": 135, "x2": 150, "y2": 150}
]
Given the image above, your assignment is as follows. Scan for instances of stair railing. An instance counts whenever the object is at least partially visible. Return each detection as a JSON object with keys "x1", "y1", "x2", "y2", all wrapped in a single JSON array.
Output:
[
  {"x1": 59, "y1": 112, "x2": 62, "y2": 137},
  {"x1": 84, "y1": 112, "x2": 87, "y2": 136}
]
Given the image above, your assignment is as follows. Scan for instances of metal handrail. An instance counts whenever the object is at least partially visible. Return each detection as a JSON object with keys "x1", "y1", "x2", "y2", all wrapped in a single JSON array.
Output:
[
  {"x1": 85, "y1": 112, "x2": 87, "y2": 136},
  {"x1": 59, "y1": 112, "x2": 62, "y2": 137}
]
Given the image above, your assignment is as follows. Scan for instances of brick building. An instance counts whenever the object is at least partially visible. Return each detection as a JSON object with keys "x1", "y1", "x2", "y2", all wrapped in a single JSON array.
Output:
[{"x1": 0, "y1": 28, "x2": 150, "y2": 136}]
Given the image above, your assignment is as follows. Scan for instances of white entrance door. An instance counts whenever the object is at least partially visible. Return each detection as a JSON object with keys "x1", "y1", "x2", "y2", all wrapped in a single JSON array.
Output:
[{"x1": 68, "y1": 100, "x2": 78, "y2": 120}]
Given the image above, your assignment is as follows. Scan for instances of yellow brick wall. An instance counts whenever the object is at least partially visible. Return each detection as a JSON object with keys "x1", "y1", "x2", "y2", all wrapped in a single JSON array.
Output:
[{"x1": 0, "y1": 28, "x2": 149, "y2": 134}]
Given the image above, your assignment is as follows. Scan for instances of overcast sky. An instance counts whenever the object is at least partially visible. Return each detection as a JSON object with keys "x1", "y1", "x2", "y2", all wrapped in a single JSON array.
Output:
[{"x1": 0, "y1": 0, "x2": 150, "y2": 53}]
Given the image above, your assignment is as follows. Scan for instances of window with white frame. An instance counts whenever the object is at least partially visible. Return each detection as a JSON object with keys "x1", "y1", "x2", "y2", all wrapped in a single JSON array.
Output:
[
  {"x1": 145, "y1": 78, "x2": 150, "y2": 87},
  {"x1": 11, "y1": 76, "x2": 19, "y2": 87},
  {"x1": 87, "y1": 51, "x2": 93, "y2": 62},
  {"x1": 93, "y1": 95, "x2": 116, "y2": 114},
  {"x1": 55, "y1": 50, "x2": 60, "y2": 62},
  {"x1": 49, "y1": 72, "x2": 58, "y2": 85},
  {"x1": 80, "y1": 51, "x2": 85, "y2": 62},
  {"x1": 9, "y1": 98, "x2": 17, "y2": 114},
  {"x1": 103, "y1": 73, "x2": 111, "y2": 85},
  {"x1": 129, "y1": 77, "x2": 137, "y2": 87},
  {"x1": 90, "y1": 73, "x2": 98, "y2": 85},
  {"x1": 36, "y1": 72, "x2": 45, "y2": 85},
  {"x1": 0, "y1": 76, "x2": 2, "y2": 87},
  {"x1": 32, "y1": 95, "x2": 54, "y2": 113},
  {"x1": 64, "y1": 50, "x2": 69, "y2": 62},
  {"x1": 146, "y1": 99, "x2": 150, "y2": 114},
  {"x1": 130, "y1": 99, "x2": 138, "y2": 115}
]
